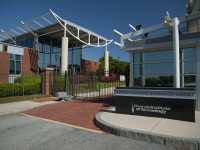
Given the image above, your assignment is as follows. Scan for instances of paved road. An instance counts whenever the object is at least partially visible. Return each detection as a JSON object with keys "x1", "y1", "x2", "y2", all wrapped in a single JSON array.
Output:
[{"x1": 0, "y1": 114, "x2": 179, "y2": 150}]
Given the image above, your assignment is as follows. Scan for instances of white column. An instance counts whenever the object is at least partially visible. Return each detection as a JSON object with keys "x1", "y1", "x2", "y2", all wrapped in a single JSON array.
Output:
[
  {"x1": 196, "y1": 45, "x2": 200, "y2": 111},
  {"x1": 173, "y1": 17, "x2": 180, "y2": 88},
  {"x1": 130, "y1": 52, "x2": 134, "y2": 87},
  {"x1": 61, "y1": 37, "x2": 68, "y2": 74},
  {"x1": 104, "y1": 50, "x2": 109, "y2": 76},
  {"x1": 140, "y1": 53, "x2": 145, "y2": 87}
]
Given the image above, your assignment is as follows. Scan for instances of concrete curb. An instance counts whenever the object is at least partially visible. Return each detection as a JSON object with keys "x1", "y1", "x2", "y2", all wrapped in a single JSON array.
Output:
[{"x1": 94, "y1": 111, "x2": 200, "y2": 150}]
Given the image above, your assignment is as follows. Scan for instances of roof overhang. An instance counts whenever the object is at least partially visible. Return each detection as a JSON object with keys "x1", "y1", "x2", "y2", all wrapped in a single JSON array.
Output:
[{"x1": 0, "y1": 10, "x2": 112, "y2": 48}]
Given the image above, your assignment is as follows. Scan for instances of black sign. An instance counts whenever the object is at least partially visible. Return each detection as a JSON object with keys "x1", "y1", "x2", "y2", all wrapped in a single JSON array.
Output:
[{"x1": 115, "y1": 88, "x2": 195, "y2": 122}]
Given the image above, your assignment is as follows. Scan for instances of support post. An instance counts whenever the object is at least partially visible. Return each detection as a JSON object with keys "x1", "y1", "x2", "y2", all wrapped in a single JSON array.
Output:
[
  {"x1": 173, "y1": 17, "x2": 180, "y2": 88},
  {"x1": 104, "y1": 50, "x2": 109, "y2": 76},
  {"x1": 140, "y1": 53, "x2": 145, "y2": 87},
  {"x1": 196, "y1": 45, "x2": 200, "y2": 111},
  {"x1": 180, "y1": 49, "x2": 184, "y2": 88},
  {"x1": 61, "y1": 37, "x2": 69, "y2": 74},
  {"x1": 130, "y1": 52, "x2": 134, "y2": 87}
]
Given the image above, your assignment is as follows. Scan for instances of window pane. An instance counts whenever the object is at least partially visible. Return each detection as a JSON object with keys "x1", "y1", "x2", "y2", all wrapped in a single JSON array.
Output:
[
  {"x1": 15, "y1": 55, "x2": 21, "y2": 61},
  {"x1": 183, "y1": 61, "x2": 196, "y2": 74},
  {"x1": 183, "y1": 48, "x2": 195, "y2": 61},
  {"x1": 134, "y1": 76, "x2": 173, "y2": 87},
  {"x1": 133, "y1": 53, "x2": 141, "y2": 63},
  {"x1": 184, "y1": 75, "x2": 196, "y2": 87},
  {"x1": 144, "y1": 50, "x2": 173, "y2": 63},
  {"x1": 133, "y1": 64, "x2": 140, "y2": 76},
  {"x1": 145, "y1": 76, "x2": 173, "y2": 87},
  {"x1": 10, "y1": 54, "x2": 15, "y2": 60},
  {"x1": 9, "y1": 60, "x2": 15, "y2": 74},
  {"x1": 16, "y1": 61, "x2": 21, "y2": 74}
]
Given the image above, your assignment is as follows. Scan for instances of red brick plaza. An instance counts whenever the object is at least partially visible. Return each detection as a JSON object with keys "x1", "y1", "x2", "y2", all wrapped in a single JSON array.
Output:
[{"x1": 22, "y1": 97, "x2": 114, "y2": 132}]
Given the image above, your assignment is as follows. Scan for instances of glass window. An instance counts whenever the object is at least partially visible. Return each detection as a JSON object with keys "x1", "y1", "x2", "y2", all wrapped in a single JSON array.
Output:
[
  {"x1": 9, "y1": 54, "x2": 21, "y2": 74},
  {"x1": 182, "y1": 48, "x2": 195, "y2": 61},
  {"x1": 182, "y1": 61, "x2": 196, "y2": 75},
  {"x1": 132, "y1": 47, "x2": 196, "y2": 88},
  {"x1": 10, "y1": 54, "x2": 15, "y2": 60},
  {"x1": 16, "y1": 61, "x2": 21, "y2": 74},
  {"x1": 9, "y1": 61, "x2": 15, "y2": 74},
  {"x1": 144, "y1": 50, "x2": 173, "y2": 63}
]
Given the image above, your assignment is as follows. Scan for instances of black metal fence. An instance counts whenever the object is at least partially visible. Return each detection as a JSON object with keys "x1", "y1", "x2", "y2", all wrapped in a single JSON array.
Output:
[
  {"x1": 0, "y1": 73, "x2": 42, "y2": 98},
  {"x1": 52, "y1": 71, "x2": 127, "y2": 100},
  {"x1": 0, "y1": 70, "x2": 128, "y2": 100}
]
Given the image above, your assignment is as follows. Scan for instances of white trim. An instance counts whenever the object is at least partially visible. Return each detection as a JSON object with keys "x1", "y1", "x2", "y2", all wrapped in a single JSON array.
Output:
[{"x1": 7, "y1": 45, "x2": 24, "y2": 55}]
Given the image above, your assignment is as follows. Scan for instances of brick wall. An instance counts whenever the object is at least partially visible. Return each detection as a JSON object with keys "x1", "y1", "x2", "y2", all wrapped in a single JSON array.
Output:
[
  {"x1": 81, "y1": 59, "x2": 101, "y2": 72},
  {"x1": 0, "y1": 44, "x2": 39, "y2": 82},
  {"x1": 21, "y1": 48, "x2": 38, "y2": 75},
  {"x1": 0, "y1": 44, "x2": 9, "y2": 82}
]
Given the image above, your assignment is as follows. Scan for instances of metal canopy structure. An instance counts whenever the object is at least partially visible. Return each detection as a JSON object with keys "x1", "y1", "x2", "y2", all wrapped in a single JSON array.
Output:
[
  {"x1": 0, "y1": 10, "x2": 112, "y2": 48},
  {"x1": 114, "y1": 11, "x2": 200, "y2": 50}
]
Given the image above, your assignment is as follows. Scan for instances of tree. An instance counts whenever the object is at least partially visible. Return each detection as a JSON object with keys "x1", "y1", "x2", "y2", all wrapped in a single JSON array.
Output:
[{"x1": 98, "y1": 55, "x2": 129, "y2": 75}]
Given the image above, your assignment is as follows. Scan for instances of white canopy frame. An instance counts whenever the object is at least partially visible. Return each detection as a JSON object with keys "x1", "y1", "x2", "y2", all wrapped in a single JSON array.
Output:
[
  {"x1": 0, "y1": 10, "x2": 112, "y2": 48},
  {"x1": 49, "y1": 9, "x2": 113, "y2": 47}
]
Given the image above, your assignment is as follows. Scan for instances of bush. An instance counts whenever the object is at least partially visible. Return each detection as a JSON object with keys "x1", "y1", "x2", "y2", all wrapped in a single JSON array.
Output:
[
  {"x1": 68, "y1": 75, "x2": 88, "y2": 83},
  {"x1": 99, "y1": 75, "x2": 116, "y2": 82},
  {"x1": 54, "y1": 77, "x2": 65, "y2": 93},
  {"x1": 0, "y1": 82, "x2": 22, "y2": 97},
  {"x1": 0, "y1": 76, "x2": 42, "y2": 98}
]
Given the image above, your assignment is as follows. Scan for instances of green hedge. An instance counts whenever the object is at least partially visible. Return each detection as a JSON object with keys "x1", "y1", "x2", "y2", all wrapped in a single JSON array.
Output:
[{"x1": 0, "y1": 76, "x2": 41, "y2": 98}]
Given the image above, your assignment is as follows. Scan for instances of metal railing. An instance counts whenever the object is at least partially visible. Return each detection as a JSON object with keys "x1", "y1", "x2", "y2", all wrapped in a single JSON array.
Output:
[{"x1": 52, "y1": 71, "x2": 127, "y2": 100}]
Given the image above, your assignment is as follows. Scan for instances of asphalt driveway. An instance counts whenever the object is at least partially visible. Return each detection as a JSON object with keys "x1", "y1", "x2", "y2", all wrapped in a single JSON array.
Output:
[{"x1": 0, "y1": 114, "x2": 179, "y2": 150}]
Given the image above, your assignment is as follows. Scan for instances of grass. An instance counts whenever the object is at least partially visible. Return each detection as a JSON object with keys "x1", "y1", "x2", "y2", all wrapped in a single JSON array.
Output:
[{"x1": 0, "y1": 94, "x2": 51, "y2": 104}]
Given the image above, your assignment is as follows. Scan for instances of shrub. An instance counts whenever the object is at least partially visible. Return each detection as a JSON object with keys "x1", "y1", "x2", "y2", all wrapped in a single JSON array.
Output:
[
  {"x1": 0, "y1": 82, "x2": 22, "y2": 97},
  {"x1": 54, "y1": 77, "x2": 65, "y2": 93},
  {"x1": 99, "y1": 75, "x2": 116, "y2": 82},
  {"x1": 68, "y1": 75, "x2": 88, "y2": 83},
  {"x1": 0, "y1": 76, "x2": 42, "y2": 98}
]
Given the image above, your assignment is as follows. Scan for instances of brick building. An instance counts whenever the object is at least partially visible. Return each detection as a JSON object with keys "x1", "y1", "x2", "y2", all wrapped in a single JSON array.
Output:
[{"x1": 0, "y1": 10, "x2": 111, "y2": 82}]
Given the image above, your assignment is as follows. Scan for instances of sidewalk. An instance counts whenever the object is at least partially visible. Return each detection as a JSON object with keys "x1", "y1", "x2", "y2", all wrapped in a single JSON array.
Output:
[
  {"x1": 0, "y1": 97, "x2": 58, "y2": 116},
  {"x1": 21, "y1": 97, "x2": 114, "y2": 132},
  {"x1": 95, "y1": 108, "x2": 200, "y2": 150}
]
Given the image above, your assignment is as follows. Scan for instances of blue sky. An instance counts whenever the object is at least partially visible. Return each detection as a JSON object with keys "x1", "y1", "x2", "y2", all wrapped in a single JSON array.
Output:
[{"x1": 0, "y1": 0, "x2": 188, "y2": 62}]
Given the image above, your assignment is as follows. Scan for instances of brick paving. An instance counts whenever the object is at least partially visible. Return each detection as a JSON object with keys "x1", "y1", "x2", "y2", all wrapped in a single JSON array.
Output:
[
  {"x1": 22, "y1": 97, "x2": 114, "y2": 132},
  {"x1": 31, "y1": 97, "x2": 58, "y2": 103}
]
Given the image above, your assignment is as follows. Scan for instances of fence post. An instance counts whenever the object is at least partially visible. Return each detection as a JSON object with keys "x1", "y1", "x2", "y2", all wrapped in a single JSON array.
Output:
[
  {"x1": 49, "y1": 72, "x2": 52, "y2": 95},
  {"x1": 41, "y1": 72, "x2": 44, "y2": 94},
  {"x1": 72, "y1": 68, "x2": 75, "y2": 97},
  {"x1": 99, "y1": 72, "x2": 101, "y2": 100},
  {"x1": 23, "y1": 72, "x2": 24, "y2": 96},
  {"x1": 53, "y1": 71, "x2": 56, "y2": 95},
  {"x1": 40, "y1": 67, "x2": 54, "y2": 95},
  {"x1": 65, "y1": 70, "x2": 68, "y2": 93}
]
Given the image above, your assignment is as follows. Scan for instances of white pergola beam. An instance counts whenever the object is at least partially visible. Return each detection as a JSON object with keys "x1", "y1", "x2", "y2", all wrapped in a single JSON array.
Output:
[
  {"x1": 42, "y1": 17, "x2": 53, "y2": 24},
  {"x1": 33, "y1": 20, "x2": 44, "y2": 28},
  {"x1": 11, "y1": 29, "x2": 20, "y2": 35},
  {"x1": 21, "y1": 21, "x2": 35, "y2": 36},
  {"x1": 17, "y1": 27, "x2": 27, "y2": 33},
  {"x1": 122, "y1": 23, "x2": 165, "y2": 41},
  {"x1": 129, "y1": 24, "x2": 136, "y2": 32}
]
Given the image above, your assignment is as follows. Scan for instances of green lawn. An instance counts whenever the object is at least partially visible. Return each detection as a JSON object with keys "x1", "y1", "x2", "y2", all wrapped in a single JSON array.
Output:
[{"x1": 0, "y1": 94, "x2": 51, "y2": 104}]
